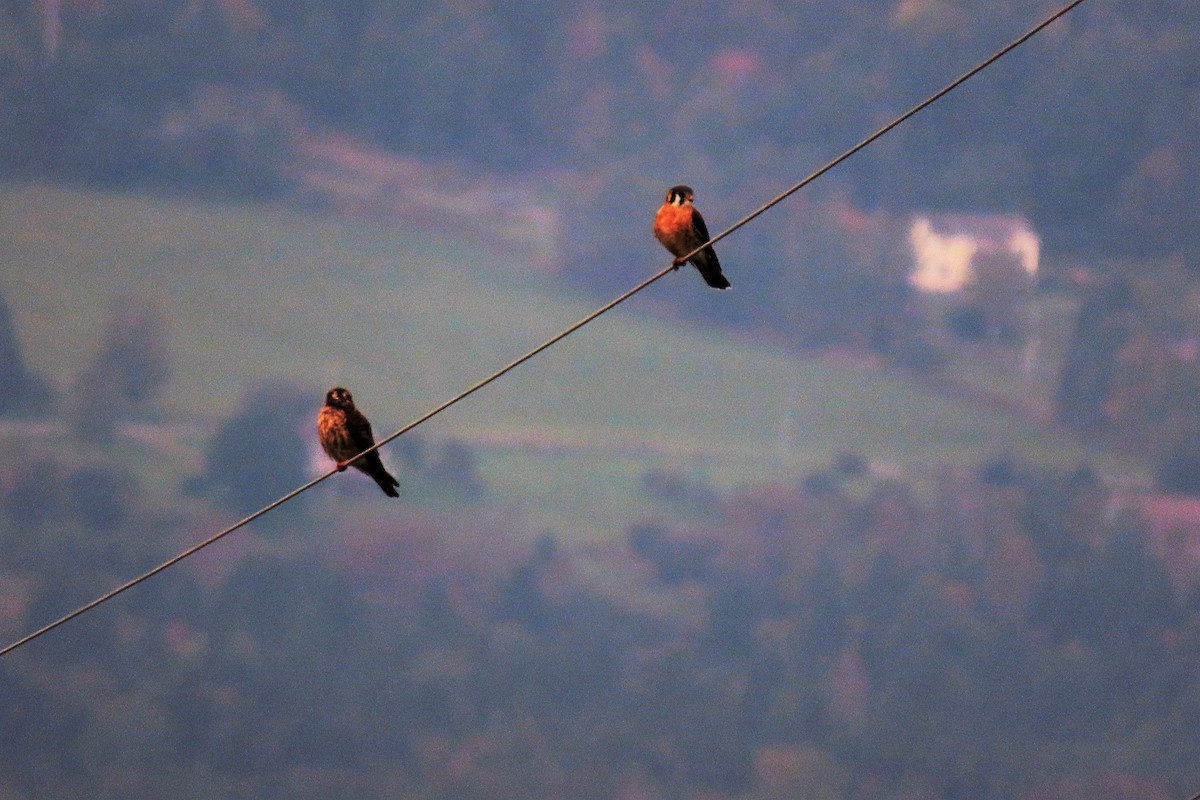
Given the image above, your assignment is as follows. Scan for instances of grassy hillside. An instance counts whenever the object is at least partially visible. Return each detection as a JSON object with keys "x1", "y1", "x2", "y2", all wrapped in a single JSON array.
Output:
[{"x1": 0, "y1": 183, "x2": 1141, "y2": 538}]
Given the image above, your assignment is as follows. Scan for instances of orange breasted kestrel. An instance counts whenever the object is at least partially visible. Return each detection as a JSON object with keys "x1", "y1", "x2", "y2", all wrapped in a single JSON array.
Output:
[{"x1": 653, "y1": 184, "x2": 730, "y2": 290}]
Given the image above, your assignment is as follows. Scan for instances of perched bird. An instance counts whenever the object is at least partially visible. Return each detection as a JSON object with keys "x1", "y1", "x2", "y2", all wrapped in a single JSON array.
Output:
[
  {"x1": 317, "y1": 386, "x2": 400, "y2": 497},
  {"x1": 653, "y1": 184, "x2": 730, "y2": 290}
]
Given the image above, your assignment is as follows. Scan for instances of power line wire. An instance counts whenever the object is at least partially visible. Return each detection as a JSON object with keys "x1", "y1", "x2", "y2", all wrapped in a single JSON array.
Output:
[
  {"x1": 0, "y1": 0, "x2": 1090, "y2": 659},
  {"x1": 0, "y1": 266, "x2": 677, "y2": 663},
  {"x1": 0, "y1": 473, "x2": 332, "y2": 658},
  {"x1": 703, "y1": 0, "x2": 1088, "y2": 253}
]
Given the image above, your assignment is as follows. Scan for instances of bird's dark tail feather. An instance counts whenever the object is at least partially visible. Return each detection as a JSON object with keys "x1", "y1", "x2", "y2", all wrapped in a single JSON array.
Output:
[
  {"x1": 359, "y1": 457, "x2": 400, "y2": 497},
  {"x1": 693, "y1": 249, "x2": 730, "y2": 290},
  {"x1": 370, "y1": 469, "x2": 400, "y2": 497},
  {"x1": 703, "y1": 271, "x2": 731, "y2": 290}
]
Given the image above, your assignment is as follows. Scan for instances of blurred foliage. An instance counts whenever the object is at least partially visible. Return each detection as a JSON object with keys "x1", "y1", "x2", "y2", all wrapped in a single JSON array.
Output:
[
  {"x1": 71, "y1": 297, "x2": 171, "y2": 443},
  {"x1": 0, "y1": 0, "x2": 1195, "y2": 263},
  {"x1": 4, "y1": 0, "x2": 1200, "y2": 461},
  {"x1": 189, "y1": 379, "x2": 312, "y2": 519},
  {"x1": 2, "y1": 444, "x2": 1199, "y2": 798},
  {"x1": 0, "y1": 291, "x2": 51, "y2": 417},
  {"x1": 4, "y1": 2, "x2": 1200, "y2": 796}
]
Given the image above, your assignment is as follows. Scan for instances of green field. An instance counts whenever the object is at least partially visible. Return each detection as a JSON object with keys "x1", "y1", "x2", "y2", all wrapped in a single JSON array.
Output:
[{"x1": 0, "y1": 183, "x2": 1143, "y2": 539}]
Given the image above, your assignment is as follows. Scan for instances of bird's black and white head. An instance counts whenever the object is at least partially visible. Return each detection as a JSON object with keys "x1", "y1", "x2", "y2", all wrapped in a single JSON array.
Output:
[
  {"x1": 665, "y1": 185, "x2": 695, "y2": 206},
  {"x1": 325, "y1": 386, "x2": 354, "y2": 409}
]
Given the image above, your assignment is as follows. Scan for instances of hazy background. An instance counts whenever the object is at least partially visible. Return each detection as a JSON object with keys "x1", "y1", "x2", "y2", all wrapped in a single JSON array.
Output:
[{"x1": 2, "y1": 0, "x2": 1200, "y2": 798}]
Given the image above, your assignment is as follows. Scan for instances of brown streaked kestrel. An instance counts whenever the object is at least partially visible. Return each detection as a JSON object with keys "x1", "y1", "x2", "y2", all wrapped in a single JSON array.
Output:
[{"x1": 318, "y1": 386, "x2": 400, "y2": 497}]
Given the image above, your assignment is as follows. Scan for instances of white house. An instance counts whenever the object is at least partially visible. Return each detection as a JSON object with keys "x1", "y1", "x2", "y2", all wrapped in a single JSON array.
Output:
[{"x1": 908, "y1": 214, "x2": 1039, "y2": 295}]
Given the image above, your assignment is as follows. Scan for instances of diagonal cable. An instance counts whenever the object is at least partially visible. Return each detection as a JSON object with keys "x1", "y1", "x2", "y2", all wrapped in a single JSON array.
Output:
[
  {"x1": 698, "y1": 0, "x2": 1088, "y2": 255},
  {"x1": 0, "y1": 0, "x2": 1090, "y2": 659},
  {"x1": 0, "y1": 267, "x2": 674, "y2": 658}
]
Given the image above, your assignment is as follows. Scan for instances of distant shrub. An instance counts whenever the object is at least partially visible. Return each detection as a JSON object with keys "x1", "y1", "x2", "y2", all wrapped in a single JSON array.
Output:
[
  {"x1": 1157, "y1": 434, "x2": 1200, "y2": 496},
  {"x1": 64, "y1": 464, "x2": 135, "y2": 532},
  {"x1": 427, "y1": 439, "x2": 485, "y2": 502},
  {"x1": 5, "y1": 458, "x2": 62, "y2": 529},
  {"x1": 0, "y1": 292, "x2": 52, "y2": 417},
  {"x1": 192, "y1": 380, "x2": 312, "y2": 519},
  {"x1": 71, "y1": 297, "x2": 171, "y2": 444}
]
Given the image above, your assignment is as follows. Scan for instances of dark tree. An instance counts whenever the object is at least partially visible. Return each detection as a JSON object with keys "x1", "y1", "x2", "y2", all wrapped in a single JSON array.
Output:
[
  {"x1": 192, "y1": 381, "x2": 312, "y2": 519},
  {"x1": 5, "y1": 458, "x2": 62, "y2": 531},
  {"x1": 1056, "y1": 276, "x2": 1134, "y2": 431},
  {"x1": 0, "y1": 292, "x2": 51, "y2": 417},
  {"x1": 64, "y1": 464, "x2": 135, "y2": 532},
  {"x1": 1156, "y1": 434, "x2": 1200, "y2": 497},
  {"x1": 71, "y1": 298, "x2": 171, "y2": 444}
]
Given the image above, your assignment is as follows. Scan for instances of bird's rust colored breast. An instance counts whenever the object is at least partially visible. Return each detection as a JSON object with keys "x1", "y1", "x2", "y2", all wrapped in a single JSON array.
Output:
[{"x1": 654, "y1": 203, "x2": 694, "y2": 257}]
